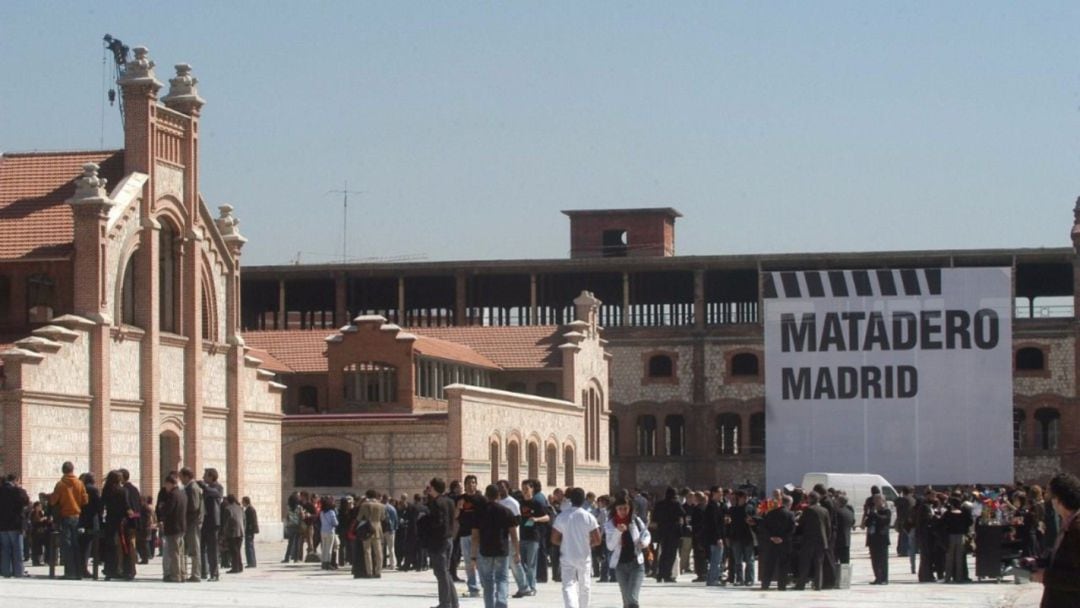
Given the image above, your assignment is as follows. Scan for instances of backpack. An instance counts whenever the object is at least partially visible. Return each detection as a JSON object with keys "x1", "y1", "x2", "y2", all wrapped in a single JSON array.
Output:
[{"x1": 355, "y1": 517, "x2": 375, "y2": 541}]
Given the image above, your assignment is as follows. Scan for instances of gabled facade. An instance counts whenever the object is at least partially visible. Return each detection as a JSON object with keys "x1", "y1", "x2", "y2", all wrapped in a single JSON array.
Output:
[
  {"x1": 248, "y1": 291, "x2": 612, "y2": 501},
  {"x1": 0, "y1": 47, "x2": 283, "y2": 529}
]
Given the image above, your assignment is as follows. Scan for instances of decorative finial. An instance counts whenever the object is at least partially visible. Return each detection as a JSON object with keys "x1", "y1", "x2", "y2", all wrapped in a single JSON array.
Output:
[
  {"x1": 66, "y1": 163, "x2": 113, "y2": 208},
  {"x1": 216, "y1": 204, "x2": 247, "y2": 252},
  {"x1": 117, "y1": 46, "x2": 163, "y2": 92},
  {"x1": 162, "y1": 63, "x2": 205, "y2": 114}
]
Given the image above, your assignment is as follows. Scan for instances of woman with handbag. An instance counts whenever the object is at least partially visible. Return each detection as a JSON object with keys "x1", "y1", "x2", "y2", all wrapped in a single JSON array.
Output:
[{"x1": 605, "y1": 495, "x2": 651, "y2": 608}]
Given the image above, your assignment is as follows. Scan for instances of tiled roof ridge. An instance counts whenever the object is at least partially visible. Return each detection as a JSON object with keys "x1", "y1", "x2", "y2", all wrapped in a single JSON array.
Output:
[{"x1": 1, "y1": 148, "x2": 124, "y2": 158}]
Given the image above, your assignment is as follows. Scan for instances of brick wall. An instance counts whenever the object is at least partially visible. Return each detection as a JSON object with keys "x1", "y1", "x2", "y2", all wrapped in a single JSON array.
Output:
[{"x1": 608, "y1": 344, "x2": 693, "y2": 403}]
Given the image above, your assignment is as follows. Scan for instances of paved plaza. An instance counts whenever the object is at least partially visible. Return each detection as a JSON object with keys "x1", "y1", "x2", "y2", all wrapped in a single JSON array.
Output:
[{"x1": 2, "y1": 536, "x2": 1043, "y2": 608}]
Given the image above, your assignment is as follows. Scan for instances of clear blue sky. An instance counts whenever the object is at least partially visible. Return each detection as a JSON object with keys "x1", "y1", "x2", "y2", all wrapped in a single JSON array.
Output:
[{"x1": 2, "y1": 1, "x2": 1077, "y2": 266}]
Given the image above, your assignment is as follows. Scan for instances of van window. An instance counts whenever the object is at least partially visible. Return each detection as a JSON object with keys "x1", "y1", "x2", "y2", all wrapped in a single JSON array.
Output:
[{"x1": 881, "y1": 486, "x2": 898, "y2": 501}]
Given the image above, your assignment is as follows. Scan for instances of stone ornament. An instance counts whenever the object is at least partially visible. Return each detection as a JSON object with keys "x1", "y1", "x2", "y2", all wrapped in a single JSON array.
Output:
[
  {"x1": 162, "y1": 63, "x2": 206, "y2": 112},
  {"x1": 67, "y1": 163, "x2": 113, "y2": 207},
  {"x1": 216, "y1": 204, "x2": 248, "y2": 248},
  {"x1": 118, "y1": 46, "x2": 163, "y2": 91}
]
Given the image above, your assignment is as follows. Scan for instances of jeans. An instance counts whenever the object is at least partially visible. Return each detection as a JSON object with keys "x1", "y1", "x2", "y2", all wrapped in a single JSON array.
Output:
[
  {"x1": 430, "y1": 539, "x2": 459, "y2": 608},
  {"x1": 729, "y1": 540, "x2": 755, "y2": 584},
  {"x1": 615, "y1": 561, "x2": 644, "y2": 608},
  {"x1": 321, "y1": 532, "x2": 338, "y2": 564},
  {"x1": 520, "y1": 540, "x2": 539, "y2": 591},
  {"x1": 907, "y1": 529, "x2": 918, "y2": 573},
  {"x1": 706, "y1": 543, "x2": 724, "y2": 585},
  {"x1": 459, "y1": 535, "x2": 479, "y2": 592},
  {"x1": 245, "y1": 534, "x2": 257, "y2": 567},
  {"x1": 476, "y1": 554, "x2": 510, "y2": 608},
  {"x1": 59, "y1": 516, "x2": 80, "y2": 578},
  {"x1": 560, "y1": 561, "x2": 592, "y2": 608},
  {"x1": 0, "y1": 531, "x2": 24, "y2": 577}
]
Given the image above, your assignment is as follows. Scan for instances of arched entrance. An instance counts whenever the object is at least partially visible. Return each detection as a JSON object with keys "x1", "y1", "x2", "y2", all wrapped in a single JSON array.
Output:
[{"x1": 160, "y1": 430, "x2": 181, "y2": 481}]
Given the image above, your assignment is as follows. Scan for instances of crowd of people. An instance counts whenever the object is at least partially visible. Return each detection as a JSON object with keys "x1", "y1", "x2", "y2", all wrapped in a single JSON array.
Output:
[
  {"x1": 0, "y1": 462, "x2": 260, "y2": 582},
  {"x1": 2, "y1": 464, "x2": 1079, "y2": 608}
]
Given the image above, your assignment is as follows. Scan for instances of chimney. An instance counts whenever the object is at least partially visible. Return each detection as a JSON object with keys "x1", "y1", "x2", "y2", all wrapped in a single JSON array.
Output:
[{"x1": 562, "y1": 208, "x2": 682, "y2": 259}]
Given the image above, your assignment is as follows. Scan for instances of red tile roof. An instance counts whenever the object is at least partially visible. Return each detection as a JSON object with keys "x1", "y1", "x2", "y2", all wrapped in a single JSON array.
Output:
[
  {"x1": 242, "y1": 325, "x2": 565, "y2": 373},
  {"x1": 243, "y1": 331, "x2": 329, "y2": 373},
  {"x1": 0, "y1": 150, "x2": 125, "y2": 260},
  {"x1": 413, "y1": 334, "x2": 499, "y2": 369},
  {"x1": 412, "y1": 326, "x2": 564, "y2": 370},
  {"x1": 246, "y1": 346, "x2": 293, "y2": 374}
]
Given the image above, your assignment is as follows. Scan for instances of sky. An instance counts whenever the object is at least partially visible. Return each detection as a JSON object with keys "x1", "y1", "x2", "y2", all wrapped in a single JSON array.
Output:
[{"x1": 1, "y1": 1, "x2": 1078, "y2": 266}]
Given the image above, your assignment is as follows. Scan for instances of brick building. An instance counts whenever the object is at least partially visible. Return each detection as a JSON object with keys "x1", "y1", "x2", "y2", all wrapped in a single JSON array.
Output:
[
  {"x1": 242, "y1": 207, "x2": 1080, "y2": 492},
  {"x1": 245, "y1": 291, "x2": 612, "y2": 505},
  {"x1": 0, "y1": 48, "x2": 283, "y2": 530}
]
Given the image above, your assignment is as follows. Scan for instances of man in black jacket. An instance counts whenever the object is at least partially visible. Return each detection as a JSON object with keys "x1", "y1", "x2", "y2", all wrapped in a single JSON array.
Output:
[
  {"x1": 703, "y1": 486, "x2": 727, "y2": 586},
  {"x1": 422, "y1": 478, "x2": 459, "y2": 608},
  {"x1": 726, "y1": 490, "x2": 756, "y2": 586},
  {"x1": 242, "y1": 496, "x2": 259, "y2": 568},
  {"x1": 199, "y1": 468, "x2": 224, "y2": 580},
  {"x1": 866, "y1": 494, "x2": 892, "y2": 584},
  {"x1": 795, "y1": 492, "x2": 831, "y2": 591},
  {"x1": 0, "y1": 474, "x2": 30, "y2": 578},
  {"x1": 834, "y1": 494, "x2": 856, "y2": 565},
  {"x1": 758, "y1": 495, "x2": 796, "y2": 590},
  {"x1": 651, "y1": 486, "x2": 685, "y2": 583},
  {"x1": 160, "y1": 474, "x2": 187, "y2": 583}
]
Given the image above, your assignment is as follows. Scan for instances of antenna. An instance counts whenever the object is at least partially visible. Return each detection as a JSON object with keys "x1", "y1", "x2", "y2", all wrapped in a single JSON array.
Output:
[{"x1": 326, "y1": 182, "x2": 364, "y2": 263}]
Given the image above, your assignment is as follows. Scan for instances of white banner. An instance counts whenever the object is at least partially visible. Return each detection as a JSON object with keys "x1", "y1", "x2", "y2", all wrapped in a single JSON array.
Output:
[{"x1": 764, "y1": 267, "x2": 1013, "y2": 489}]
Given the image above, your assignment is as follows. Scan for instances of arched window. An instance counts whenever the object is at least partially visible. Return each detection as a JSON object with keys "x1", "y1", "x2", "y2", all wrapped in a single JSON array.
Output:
[
  {"x1": 507, "y1": 441, "x2": 520, "y2": 487},
  {"x1": 294, "y1": 448, "x2": 352, "y2": 487},
  {"x1": 647, "y1": 355, "x2": 673, "y2": 378},
  {"x1": 609, "y1": 415, "x2": 619, "y2": 457},
  {"x1": 506, "y1": 381, "x2": 527, "y2": 393},
  {"x1": 665, "y1": 415, "x2": 685, "y2": 456},
  {"x1": 343, "y1": 361, "x2": 398, "y2": 405},
  {"x1": 731, "y1": 353, "x2": 760, "y2": 376},
  {"x1": 749, "y1": 412, "x2": 765, "y2": 454},
  {"x1": 1016, "y1": 347, "x2": 1046, "y2": 371},
  {"x1": 1013, "y1": 409, "x2": 1026, "y2": 450},
  {"x1": 546, "y1": 443, "x2": 558, "y2": 488},
  {"x1": 527, "y1": 442, "x2": 539, "y2": 481},
  {"x1": 298, "y1": 385, "x2": 319, "y2": 412},
  {"x1": 26, "y1": 273, "x2": 57, "y2": 323},
  {"x1": 200, "y1": 276, "x2": 215, "y2": 341},
  {"x1": 1034, "y1": 408, "x2": 1060, "y2": 451},
  {"x1": 637, "y1": 415, "x2": 657, "y2": 456},
  {"x1": 490, "y1": 440, "x2": 501, "y2": 484},
  {"x1": 120, "y1": 254, "x2": 137, "y2": 326},
  {"x1": 536, "y1": 381, "x2": 558, "y2": 398},
  {"x1": 583, "y1": 387, "x2": 602, "y2": 461},
  {"x1": 717, "y1": 413, "x2": 741, "y2": 455},
  {"x1": 159, "y1": 222, "x2": 180, "y2": 333},
  {"x1": 564, "y1": 445, "x2": 575, "y2": 486}
]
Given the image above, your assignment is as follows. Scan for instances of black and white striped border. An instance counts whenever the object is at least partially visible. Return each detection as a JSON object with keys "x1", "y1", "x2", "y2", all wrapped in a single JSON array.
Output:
[{"x1": 763, "y1": 269, "x2": 942, "y2": 299}]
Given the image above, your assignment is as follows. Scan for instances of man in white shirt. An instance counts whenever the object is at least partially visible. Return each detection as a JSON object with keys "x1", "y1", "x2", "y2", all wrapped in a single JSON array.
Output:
[{"x1": 552, "y1": 487, "x2": 601, "y2": 608}]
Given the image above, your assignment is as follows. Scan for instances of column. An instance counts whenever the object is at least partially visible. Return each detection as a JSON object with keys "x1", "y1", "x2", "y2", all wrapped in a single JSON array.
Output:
[
  {"x1": 397, "y1": 276, "x2": 406, "y2": 325},
  {"x1": 455, "y1": 271, "x2": 466, "y2": 326},
  {"x1": 277, "y1": 279, "x2": 286, "y2": 329},
  {"x1": 622, "y1": 272, "x2": 630, "y2": 326},
  {"x1": 694, "y1": 269, "x2": 705, "y2": 329},
  {"x1": 529, "y1": 273, "x2": 538, "y2": 325},
  {"x1": 335, "y1": 272, "x2": 348, "y2": 326}
]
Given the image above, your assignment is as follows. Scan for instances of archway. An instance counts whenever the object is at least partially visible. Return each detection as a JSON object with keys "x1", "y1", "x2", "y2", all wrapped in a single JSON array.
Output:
[{"x1": 159, "y1": 430, "x2": 181, "y2": 481}]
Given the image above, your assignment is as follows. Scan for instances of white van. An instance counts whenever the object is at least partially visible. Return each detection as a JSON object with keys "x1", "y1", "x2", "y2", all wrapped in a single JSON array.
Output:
[{"x1": 800, "y1": 472, "x2": 899, "y2": 521}]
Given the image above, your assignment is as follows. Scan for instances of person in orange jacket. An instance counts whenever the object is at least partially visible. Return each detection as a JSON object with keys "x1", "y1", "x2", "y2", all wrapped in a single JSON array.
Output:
[{"x1": 48, "y1": 461, "x2": 88, "y2": 580}]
